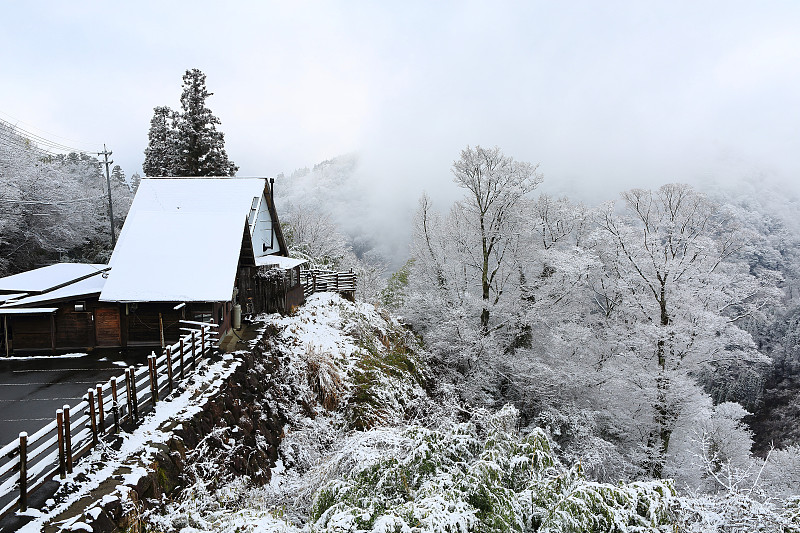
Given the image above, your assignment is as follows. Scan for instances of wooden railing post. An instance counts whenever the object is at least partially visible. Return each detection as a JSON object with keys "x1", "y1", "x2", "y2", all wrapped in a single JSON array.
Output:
[
  {"x1": 88, "y1": 389, "x2": 98, "y2": 445},
  {"x1": 312, "y1": 272, "x2": 317, "y2": 294},
  {"x1": 166, "y1": 345, "x2": 173, "y2": 393},
  {"x1": 57, "y1": 409, "x2": 66, "y2": 478},
  {"x1": 125, "y1": 368, "x2": 133, "y2": 424},
  {"x1": 152, "y1": 354, "x2": 159, "y2": 402},
  {"x1": 191, "y1": 331, "x2": 197, "y2": 371},
  {"x1": 128, "y1": 366, "x2": 139, "y2": 423},
  {"x1": 148, "y1": 353, "x2": 158, "y2": 404},
  {"x1": 201, "y1": 326, "x2": 207, "y2": 359},
  {"x1": 96, "y1": 384, "x2": 105, "y2": 434},
  {"x1": 111, "y1": 377, "x2": 120, "y2": 433},
  {"x1": 19, "y1": 432, "x2": 27, "y2": 512},
  {"x1": 63, "y1": 404, "x2": 73, "y2": 473},
  {"x1": 179, "y1": 338, "x2": 185, "y2": 380}
]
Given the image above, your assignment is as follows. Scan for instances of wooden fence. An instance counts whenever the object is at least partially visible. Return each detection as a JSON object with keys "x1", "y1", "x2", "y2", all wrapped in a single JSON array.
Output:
[
  {"x1": 300, "y1": 269, "x2": 357, "y2": 298},
  {"x1": 0, "y1": 321, "x2": 217, "y2": 521}
]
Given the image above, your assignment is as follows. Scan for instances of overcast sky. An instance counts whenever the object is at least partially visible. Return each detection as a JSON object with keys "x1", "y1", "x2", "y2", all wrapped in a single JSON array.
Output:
[{"x1": 2, "y1": 1, "x2": 799, "y2": 209}]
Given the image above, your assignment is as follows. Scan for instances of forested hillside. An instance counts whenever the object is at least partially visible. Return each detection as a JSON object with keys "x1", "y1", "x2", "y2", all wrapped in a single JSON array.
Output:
[
  {"x1": 137, "y1": 147, "x2": 800, "y2": 531},
  {"x1": 0, "y1": 122, "x2": 133, "y2": 275},
  {"x1": 143, "y1": 293, "x2": 799, "y2": 531},
  {"x1": 277, "y1": 149, "x2": 800, "y2": 465}
]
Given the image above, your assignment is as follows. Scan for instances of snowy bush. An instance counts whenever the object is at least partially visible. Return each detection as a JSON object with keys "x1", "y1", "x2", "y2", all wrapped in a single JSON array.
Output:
[
  {"x1": 311, "y1": 405, "x2": 676, "y2": 532},
  {"x1": 303, "y1": 344, "x2": 346, "y2": 411}
]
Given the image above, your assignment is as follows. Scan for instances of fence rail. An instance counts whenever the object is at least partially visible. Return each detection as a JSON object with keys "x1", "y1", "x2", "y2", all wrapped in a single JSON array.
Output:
[
  {"x1": 0, "y1": 322, "x2": 217, "y2": 521},
  {"x1": 300, "y1": 269, "x2": 357, "y2": 298}
]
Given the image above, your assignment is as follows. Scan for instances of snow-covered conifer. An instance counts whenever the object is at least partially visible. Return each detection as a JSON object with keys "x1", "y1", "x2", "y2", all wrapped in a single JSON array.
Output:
[
  {"x1": 173, "y1": 69, "x2": 237, "y2": 176},
  {"x1": 142, "y1": 105, "x2": 177, "y2": 176}
]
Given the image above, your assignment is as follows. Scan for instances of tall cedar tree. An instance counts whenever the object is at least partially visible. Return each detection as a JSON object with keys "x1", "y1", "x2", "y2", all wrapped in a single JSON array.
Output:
[
  {"x1": 142, "y1": 69, "x2": 238, "y2": 176},
  {"x1": 174, "y1": 69, "x2": 237, "y2": 176},
  {"x1": 142, "y1": 106, "x2": 175, "y2": 177}
]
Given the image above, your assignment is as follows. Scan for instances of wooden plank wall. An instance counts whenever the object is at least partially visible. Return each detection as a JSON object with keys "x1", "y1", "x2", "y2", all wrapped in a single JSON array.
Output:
[
  {"x1": 54, "y1": 307, "x2": 93, "y2": 348},
  {"x1": 8, "y1": 315, "x2": 50, "y2": 351},
  {"x1": 94, "y1": 306, "x2": 121, "y2": 347}
]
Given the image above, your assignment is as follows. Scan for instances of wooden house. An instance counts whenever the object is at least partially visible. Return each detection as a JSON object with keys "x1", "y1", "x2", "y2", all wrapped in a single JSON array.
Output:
[
  {"x1": 97, "y1": 177, "x2": 300, "y2": 348},
  {"x1": 1, "y1": 177, "x2": 308, "y2": 355},
  {"x1": 0, "y1": 264, "x2": 112, "y2": 356}
]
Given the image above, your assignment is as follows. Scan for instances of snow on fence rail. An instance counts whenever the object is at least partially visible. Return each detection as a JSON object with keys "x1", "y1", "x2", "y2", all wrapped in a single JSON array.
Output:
[
  {"x1": 301, "y1": 268, "x2": 357, "y2": 298},
  {"x1": 0, "y1": 322, "x2": 217, "y2": 520}
]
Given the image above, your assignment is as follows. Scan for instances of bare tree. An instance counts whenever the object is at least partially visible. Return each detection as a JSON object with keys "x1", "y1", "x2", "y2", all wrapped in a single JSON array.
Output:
[
  {"x1": 450, "y1": 146, "x2": 542, "y2": 332},
  {"x1": 596, "y1": 183, "x2": 778, "y2": 478}
]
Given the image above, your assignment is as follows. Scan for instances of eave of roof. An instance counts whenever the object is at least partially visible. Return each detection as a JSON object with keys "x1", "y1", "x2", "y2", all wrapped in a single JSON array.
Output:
[
  {"x1": 0, "y1": 264, "x2": 109, "y2": 294},
  {"x1": 0, "y1": 307, "x2": 58, "y2": 315}
]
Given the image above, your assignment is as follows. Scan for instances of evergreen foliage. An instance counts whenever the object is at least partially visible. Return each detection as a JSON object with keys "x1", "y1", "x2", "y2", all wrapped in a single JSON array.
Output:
[
  {"x1": 142, "y1": 106, "x2": 175, "y2": 177},
  {"x1": 142, "y1": 69, "x2": 238, "y2": 177},
  {"x1": 311, "y1": 405, "x2": 676, "y2": 532},
  {"x1": 381, "y1": 258, "x2": 415, "y2": 310},
  {"x1": 129, "y1": 171, "x2": 142, "y2": 193}
]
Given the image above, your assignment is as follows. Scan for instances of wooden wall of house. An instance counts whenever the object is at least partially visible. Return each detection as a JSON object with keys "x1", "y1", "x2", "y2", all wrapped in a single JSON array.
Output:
[
  {"x1": 7, "y1": 314, "x2": 51, "y2": 352},
  {"x1": 55, "y1": 305, "x2": 94, "y2": 348},
  {"x1": 5, "y1": 299, "x2": 229, "y2": 355},
  {"x1": 6, "y1": 299, "x2": 127, "y2": 354},
  {"x1": 123, "y1": 302, "x2": 228, "y2": 347},
  {"x1": 237, "y1": 264, "x2": 307, "y2": 316},
  {"x1": 285, "y1": 283, "x2": 304, "y2": 311},
  {"x1": 238, "y1": 266, "x2": 261, "y2": 314},
  {"x1": 213, "y1": 301, "x2": 232, "y2": 340},
  {"x1": 94, "y1": 304, "x2": 122, "y2": 347}
]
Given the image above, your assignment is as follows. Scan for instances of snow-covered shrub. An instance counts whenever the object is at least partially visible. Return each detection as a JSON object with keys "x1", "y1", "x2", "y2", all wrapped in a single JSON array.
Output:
[
  {"x1": 310, "y1": 405, "x2": 676, "y2": 532},
  {"x1": 303, "y1": 343, "x2": 346, "y2": 411},
  {"x1": 676, "y1": 490, "x2": 800, "y2": 532},
  {"x1": 759, "y1": 445, "x2": 800, "y2": 500}
]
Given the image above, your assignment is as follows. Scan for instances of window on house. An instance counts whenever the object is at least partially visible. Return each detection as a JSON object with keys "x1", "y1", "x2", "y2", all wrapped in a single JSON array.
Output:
[
  {"x1": 74, "y1": 301, "x2": 86, "y2": 312},
  {"x1": 193, "y1": 312, "x2": 212, "y2": 323}
]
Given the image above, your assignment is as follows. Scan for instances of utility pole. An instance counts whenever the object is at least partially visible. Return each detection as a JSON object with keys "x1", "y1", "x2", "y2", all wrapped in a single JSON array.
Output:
[{"x1": 98, "y1": 144, "x2": 116, "y2": 247}]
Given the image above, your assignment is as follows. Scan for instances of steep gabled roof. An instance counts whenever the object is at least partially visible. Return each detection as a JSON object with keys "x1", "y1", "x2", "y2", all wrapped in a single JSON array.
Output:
[{"x1": 100, "y1": 177, "x2": 282, "y2": 303}]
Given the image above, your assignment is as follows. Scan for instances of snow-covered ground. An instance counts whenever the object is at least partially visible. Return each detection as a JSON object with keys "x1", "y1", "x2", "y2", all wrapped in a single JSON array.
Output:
[
  {"x1": 24, "y1": 294, "x2": 791, "y2": 532},
  {"x1": 146, "y1": 294, "x2": 791, "y2": 533},
  {"x1": 145, "y1": 293, "x2": 441, "y2": 531}
]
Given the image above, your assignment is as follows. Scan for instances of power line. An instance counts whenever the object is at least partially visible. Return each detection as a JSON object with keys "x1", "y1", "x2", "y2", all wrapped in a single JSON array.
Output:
[
  {"x1": 0, "y1": 110, "x2": 98, "y2": 151},
  {"x1": 0, "y1": 117, "x2": 97, "y2": 155},
  {"x1": 0, "y1": 114, "x2": 119, "y2": 247},
  {"x1": 0, "y1": 125, "x2": 77, "y2": 153},
  {"x1": 0, "y1": 195, "x2": 106, "y2": 205},
  {"x1": 0, "y1": 131, "x2": 64, "y2": 157}
]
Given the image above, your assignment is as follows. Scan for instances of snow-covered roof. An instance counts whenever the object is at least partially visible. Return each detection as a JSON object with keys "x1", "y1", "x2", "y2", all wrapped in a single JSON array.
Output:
[
  {"x1": 0, "y1": 293, "x2": 28, "y2": 303},
  {"x1": 101, "y1": 211, "x2": 247, "y2": 302},
  {"x1": 101, "y1": 178, "x2": 274, "y2": 302},
  {"x1": 0, "y1": 307, "x2": 58, "y2": 315},
  {"x1": 255, "y1": 255, "x2": 308, "y2": 269},
  {"x1": 0, "y1": 263, "x2": 108, "y2": 294},
  {"x1": 3, "y1": 270, "x2": 107, "y2": 307}
]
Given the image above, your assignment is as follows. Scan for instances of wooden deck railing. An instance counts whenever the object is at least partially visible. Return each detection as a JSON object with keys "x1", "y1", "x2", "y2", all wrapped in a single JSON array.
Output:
[
  {"x1": 0, "y1": 322, "x2": 217, "y2": 520},
  {"x1": 300, "y1": 269, "x2": 357, "y2": 298}
]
